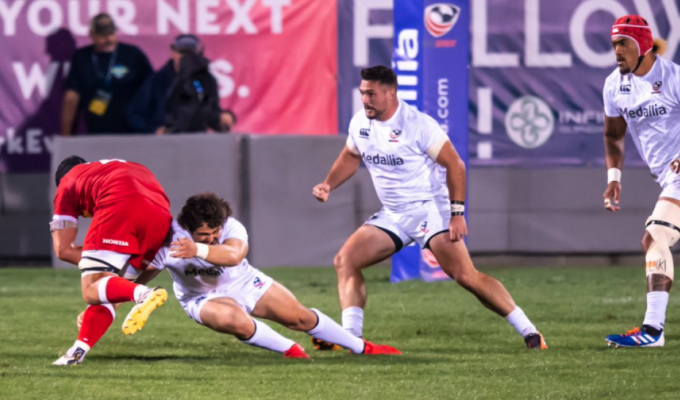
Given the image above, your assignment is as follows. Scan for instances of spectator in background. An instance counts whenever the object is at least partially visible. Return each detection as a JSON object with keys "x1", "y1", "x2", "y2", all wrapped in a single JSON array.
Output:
[
  {"x1": 61, "y1": 13, "x2": 152, "y2": 135},
  {"x1": 128, "y1": 34, "x2": 236, "y2": 134}
]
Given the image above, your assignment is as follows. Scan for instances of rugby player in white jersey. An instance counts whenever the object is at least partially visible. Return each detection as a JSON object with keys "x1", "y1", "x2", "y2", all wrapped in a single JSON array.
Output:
[
  {"x1": 602, "y1": 15, "x2": 680, "y2": 347},
  {"x1": 144, "y1": 193, "x2": 400, "y2": 358},
  {"x1": 312, "y1": 66, "x2": 546, "y2": 350}
]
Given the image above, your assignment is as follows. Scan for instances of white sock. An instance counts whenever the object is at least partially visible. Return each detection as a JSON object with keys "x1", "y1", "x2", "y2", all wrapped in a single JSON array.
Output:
[
  {"x1": 133, "y1": 285, "x2": 151, "y2": 303},
  {"x1": 505, "y1": 306, "x2": 537, "y2": 337},
  {"x1": 643, "y1": 291, "x2": 669, "y2": 332},
  {"x1": 342, "y1": 307, "x2": 364, "y2": 338},
  {"x1": 67, "y1": 340, "x2": 91, "y2": 358},
  {"x1": 308, "y1": 309, "x2": 364, "y2": 354},
  {"x1": 241, "y1": 319, "x2": 296, "y2": 354}
]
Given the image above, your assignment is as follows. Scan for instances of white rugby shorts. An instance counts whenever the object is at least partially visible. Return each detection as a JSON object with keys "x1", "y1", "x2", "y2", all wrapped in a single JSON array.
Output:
[
  {"x1": 660, "y1": 170, "x2": 680, "y2": 201},
  {"x1": 364, "y1": 200, "x2": 450, "y2": 250},
  {"x1": 178, "y1": 268, "x2": 274, "y2": 325}
]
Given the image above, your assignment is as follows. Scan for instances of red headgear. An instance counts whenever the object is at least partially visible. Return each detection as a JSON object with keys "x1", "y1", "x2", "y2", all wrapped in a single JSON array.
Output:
[{"x1": 611, "y1": 15, "x2": 653, "y2": 57}]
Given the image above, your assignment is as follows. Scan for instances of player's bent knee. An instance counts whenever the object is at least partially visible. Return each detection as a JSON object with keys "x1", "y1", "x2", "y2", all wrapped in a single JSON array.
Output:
[
  {"x1": 333, "y1": 252, "x2": 354, "y2": 273},
  {"x1": 282, "y1": 309, "x2": 317, "y2": 331},
  {"x1": 215, "y1": 312, "x2": 251, "y2": 336},
  {"x1": 644, "y1": 201, "x2": 680, "y2": 281}
]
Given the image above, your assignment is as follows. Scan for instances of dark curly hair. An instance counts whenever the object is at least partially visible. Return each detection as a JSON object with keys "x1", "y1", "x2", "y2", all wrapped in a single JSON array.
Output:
[{"x1": 177, "y1": 192, "x2": 233, "y2": 233}]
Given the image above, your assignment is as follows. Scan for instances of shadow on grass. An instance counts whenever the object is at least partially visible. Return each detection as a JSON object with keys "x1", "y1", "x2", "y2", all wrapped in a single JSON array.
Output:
[{"x1": 5, "y1": 351, "x2": 452, "y2": 373}]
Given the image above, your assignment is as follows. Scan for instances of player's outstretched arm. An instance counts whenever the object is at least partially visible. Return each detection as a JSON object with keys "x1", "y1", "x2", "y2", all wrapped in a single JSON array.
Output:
[
  {"x1": 603, "y1": 116, "x2": 627, "y2": 212},
  {"x1": 134, "y1": 266, "x2": 163, "y2": 285},
  {"x1": 171, "y1": 237, "x2": 248, "y2": 267},
  {"x1": 313, "y1": 146, "x2": 362, "y2": 203},
  {"x1": 435, "y1": 142, "x2": 468, "y2": 242},
  {"x1": 51, "y1": 227, "x2": 82, "y2": 265}
]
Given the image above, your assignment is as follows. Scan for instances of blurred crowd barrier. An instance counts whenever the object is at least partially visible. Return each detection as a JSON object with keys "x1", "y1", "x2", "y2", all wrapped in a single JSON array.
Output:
[{"x1": 0, "y1": 135, "x2": 660, "y2": 266}]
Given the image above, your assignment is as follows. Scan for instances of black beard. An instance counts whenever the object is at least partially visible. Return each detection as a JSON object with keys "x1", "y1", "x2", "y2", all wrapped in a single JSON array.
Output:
[
  {"x1": 365, "y1": 109, "x2": 383, "y2": 120},
  {"x1": 618, "y1": 65, "x2": 631, "y2": 74}
]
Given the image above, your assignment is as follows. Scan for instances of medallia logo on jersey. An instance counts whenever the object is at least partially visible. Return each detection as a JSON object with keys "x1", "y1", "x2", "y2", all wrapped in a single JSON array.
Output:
[
  {"x1": 652, "y1": 81, "x2": 662, "y2": 94},
  {"x1": 619, "y1": 104, "x2": 667, "y2": 118},
  {"x1": 389, "y1": 129, "x2": 402, "y2": 143},
  {"x1": 361, "y1": 152, "x2": 405, "y2": 166},
  {"x1": 359, "y1": 128, "x2": 370, "y2": 138},
  {"x1": 424, "y1": 4, "x2": 461, "y2": 38},
  {"x1": 185, "y1": 267, "x2": 223, "y2": 277}
]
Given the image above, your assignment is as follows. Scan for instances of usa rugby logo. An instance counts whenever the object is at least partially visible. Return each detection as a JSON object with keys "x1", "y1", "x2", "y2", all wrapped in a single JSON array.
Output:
[
  {"x1": 389, "y1": 129, "x2": 402, "y2": 142},
  {"x1": 424, "y1": 4, "x2": 461, "y2": 38}
]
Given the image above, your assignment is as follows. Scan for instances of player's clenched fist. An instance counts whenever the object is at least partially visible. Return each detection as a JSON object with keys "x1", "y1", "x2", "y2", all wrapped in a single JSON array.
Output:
[
  {"x1": 602, "y1": 181, "x2": 621, "y2": 212},
  {"x1": 312, "y1": 183, "x2": 331, "y2": 202},
  {"x1": 448, "y1": 216, "x2": 468, "y2": 242},
  {"x1": 171, "y1": 237, "x2": 198, "y2": 259}
]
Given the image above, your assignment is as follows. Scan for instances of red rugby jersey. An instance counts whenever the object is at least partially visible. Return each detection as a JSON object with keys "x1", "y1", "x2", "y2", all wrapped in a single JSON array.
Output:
[{"x1": 53, "y1": 159, "x2": 170, "y2": 222}]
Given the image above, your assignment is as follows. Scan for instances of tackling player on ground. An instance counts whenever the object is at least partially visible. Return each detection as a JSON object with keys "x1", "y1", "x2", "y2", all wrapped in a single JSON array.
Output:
[
  {"x1": 142, "y1": 193, "x2": 399, "y2": 358},
  {"x1": 603, "y1": 15, "x2": 680, "y2": 347},
  {"x1": 312, "y1": 66, "x2": 546, "y2": 349},
  {"x1": 51, "y1": 157, "x2": 172, "y2": 365}
]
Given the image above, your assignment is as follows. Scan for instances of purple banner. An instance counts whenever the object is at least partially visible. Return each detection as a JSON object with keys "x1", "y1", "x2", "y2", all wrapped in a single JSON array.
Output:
[
  {"x1": 468, "y1": 0, "x2": 680, "y2": 166},
  {"x1": 390, "y1": 0, "x2": 469, "y2": 283},
  {"x1": 339, "y1": 0, "x2": 680, "y2": 167}
]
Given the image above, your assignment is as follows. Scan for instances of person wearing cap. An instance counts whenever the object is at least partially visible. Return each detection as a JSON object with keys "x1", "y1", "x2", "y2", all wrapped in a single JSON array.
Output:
[
  {"x1": 61, "y1": 13, "x2": 152, "y2": 135},
  {"x1": 127, "y1": 34, "x2": 236, "y2": 134},
  {"x1": 602, "y1": 15, "x2": 680, "y2": 348}
]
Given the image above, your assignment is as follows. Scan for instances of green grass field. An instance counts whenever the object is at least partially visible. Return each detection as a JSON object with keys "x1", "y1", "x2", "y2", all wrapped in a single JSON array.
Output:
[{"x1": 1, "y1": 266, "x2": 680, "y2": 400}]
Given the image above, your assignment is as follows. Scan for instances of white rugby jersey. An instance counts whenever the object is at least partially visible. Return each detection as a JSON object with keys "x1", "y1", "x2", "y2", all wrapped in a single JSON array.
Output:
[
  {"x1": 151, "y1": 218, "x2": 254, "y2": 302},
  {"x1": 347, "y1": 99, "x2": 450, "y2": 211},
  {"x1": 603, "y1": 55, "x2": 680, "y2": 183}
]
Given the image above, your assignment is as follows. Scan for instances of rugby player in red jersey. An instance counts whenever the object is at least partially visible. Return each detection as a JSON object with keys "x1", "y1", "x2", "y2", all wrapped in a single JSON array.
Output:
[{"x1": 51, "y1": 156, "x2": 172, "y2": 365}]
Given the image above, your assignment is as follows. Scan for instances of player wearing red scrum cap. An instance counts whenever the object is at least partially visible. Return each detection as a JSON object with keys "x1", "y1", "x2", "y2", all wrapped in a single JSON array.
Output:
[{"x1": 602, "y1": 15, "x2": 680, "y2": 347}]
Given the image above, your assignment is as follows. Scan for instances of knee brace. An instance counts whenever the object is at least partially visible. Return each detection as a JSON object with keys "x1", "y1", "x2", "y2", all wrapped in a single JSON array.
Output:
[{"x1": 644, "y1": 201, "x2": 680, "y2": 281}]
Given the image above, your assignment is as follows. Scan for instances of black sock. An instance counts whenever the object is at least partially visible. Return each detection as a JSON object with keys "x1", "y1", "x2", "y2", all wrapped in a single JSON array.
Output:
[{"x1": 641, "y1": 325, "x2": 662, "y2": 336}]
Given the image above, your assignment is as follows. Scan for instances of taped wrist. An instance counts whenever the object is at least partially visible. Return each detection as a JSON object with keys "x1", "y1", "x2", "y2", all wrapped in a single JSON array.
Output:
[{"x1": 450, "y1": 200, "x2": 465, "y2": 216}]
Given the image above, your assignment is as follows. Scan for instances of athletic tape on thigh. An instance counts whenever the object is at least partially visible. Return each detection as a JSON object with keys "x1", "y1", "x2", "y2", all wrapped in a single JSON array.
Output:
[
  {"x1": 78, "y1": 256, "x2": 121, "y2": 274},
  {"x1": 644, "y1": 201, "x2": 680, "y2": 281}
]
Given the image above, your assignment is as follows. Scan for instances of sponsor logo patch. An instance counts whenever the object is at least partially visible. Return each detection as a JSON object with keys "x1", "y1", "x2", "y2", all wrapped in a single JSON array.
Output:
[
  {"x1": 253, "y1": 277, "x2": 265, "y2": 289},
  {"x1": 185, "y1": 267, "x2": 223, "y2": 277},
  {"x1": 359, "y1": 128, "x2": 370, "y2": 138},
  {"x1": 361, "y1": 152, "x2": 405, "y2": 166},
  {"x1": 102, "y1": 238, "x2": 129, "y2": 246},
  {"x1": 389, "y1": 129, "x2": 402, "y2": 142},
  {"x1": 619, "y1": 104, "x2": 667, "y2": 118}
]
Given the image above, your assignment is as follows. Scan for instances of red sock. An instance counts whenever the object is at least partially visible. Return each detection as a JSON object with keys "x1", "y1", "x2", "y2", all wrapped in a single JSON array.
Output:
[
  {"x1": 78, "y1": 305, "x2": 114, "y2": 348},
  {"x1": 104, "y1": 277, "x2": 139, "y2": 303}
]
